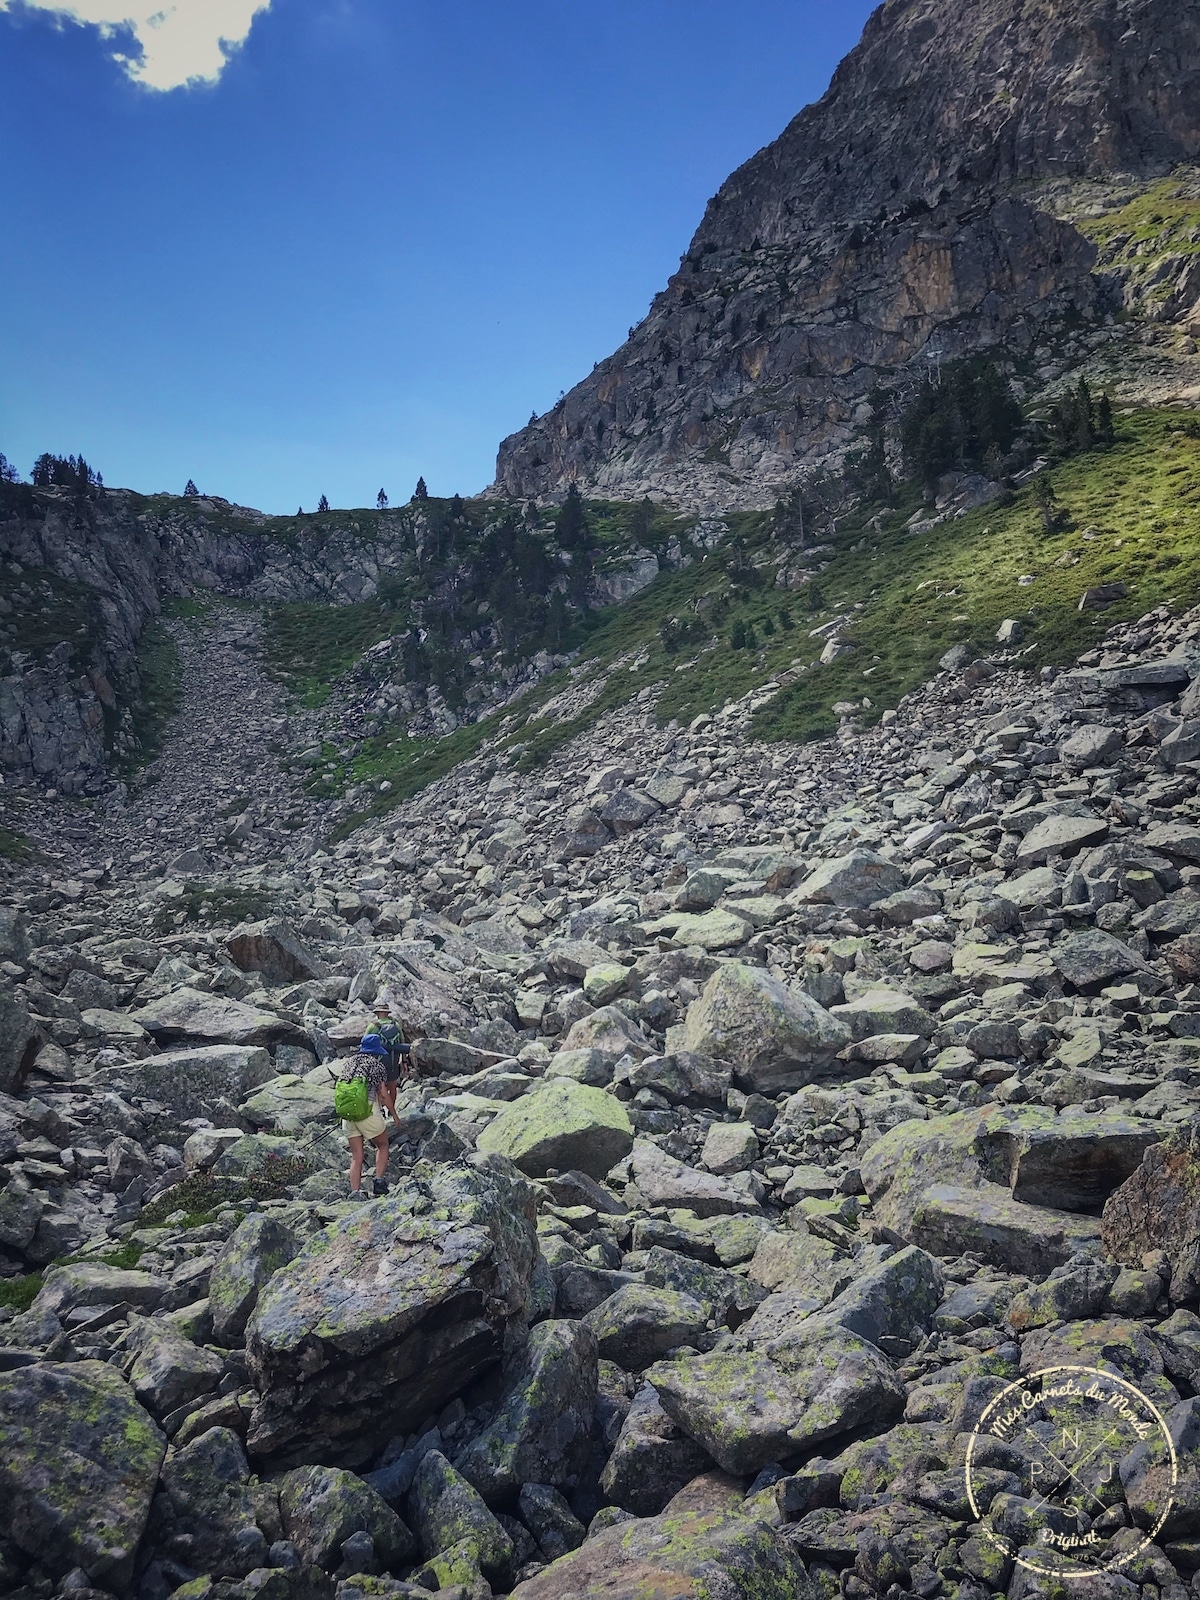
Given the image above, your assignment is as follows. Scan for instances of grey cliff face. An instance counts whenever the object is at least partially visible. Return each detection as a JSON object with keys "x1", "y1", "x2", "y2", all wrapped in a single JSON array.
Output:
[{"x1": 493, "y1": 0, "x2": 1200, "y2": 510}]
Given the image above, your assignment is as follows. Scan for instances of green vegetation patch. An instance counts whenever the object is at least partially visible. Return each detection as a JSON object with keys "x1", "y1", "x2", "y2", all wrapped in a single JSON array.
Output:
[
  {"x1": 315, "y1": 408, "x2": 1199, "y2": 835},
  {"x1": 161, "y1": 596, "x2": 212, "y2": 624},
  {"x1": 0, "y1": 566, "x2": 107, "y2": 670},
  {"x1": 754, "y1": 408, "x2": 1200, "y2": 743},
  {"x1": 0, "y1": 827, "x2": 36, "y2": 864},
  {"x1": 124, "y1": 619, "x2": 183, "y2": 772},
  {"x1": 0, "y1": 1274, "x2": 43, "y2": 1313},
  {"x1": 1076, "y1": 176, "x2": 1200, "y2": 260},
  {"x1": 151, "y1": 882, "x2": 278, "y2": 932},
  {"x1": 265, "y1": 600, "x2": 397, "y2": 707},
  {"x1": 137, "y1": 1155, "x2": 314, "y2": 1228}
]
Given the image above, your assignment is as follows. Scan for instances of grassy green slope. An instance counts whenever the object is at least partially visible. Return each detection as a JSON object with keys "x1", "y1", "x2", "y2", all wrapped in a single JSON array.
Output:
[{"x1": 321, "y1": 407, "x2": 1200, "y2": 835}]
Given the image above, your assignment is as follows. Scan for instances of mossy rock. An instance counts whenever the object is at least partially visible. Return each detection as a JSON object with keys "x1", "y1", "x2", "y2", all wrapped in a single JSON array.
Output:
[
  {"x1": 476, "y1": 1078, "x2": 633, "y2": 1180},
  {"x1": 0, "y1": 1359, "x2": 166, "y2": 1589}
]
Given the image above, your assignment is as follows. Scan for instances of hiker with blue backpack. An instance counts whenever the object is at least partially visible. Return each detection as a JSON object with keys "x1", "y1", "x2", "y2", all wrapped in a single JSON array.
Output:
[
  {"x1": 363, "y1": 1001, "x2": 413, "y2": 1092},
  {"x1": 334, "y1": 1033, "x2": 395, "y2": 1200}
]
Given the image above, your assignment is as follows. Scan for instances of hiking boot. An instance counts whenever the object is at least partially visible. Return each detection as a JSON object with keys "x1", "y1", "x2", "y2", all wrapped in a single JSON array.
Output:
[
  {"x1": 371, "y1": 1177, "x2": 391, "y2": 1198},
  {"x1": 348, "y1": 1188, "x2": 367, "y2": 1202}
]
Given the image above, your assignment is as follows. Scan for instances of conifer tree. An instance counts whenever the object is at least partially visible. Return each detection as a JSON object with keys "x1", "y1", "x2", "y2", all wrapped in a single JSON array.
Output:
[
  {"x1": 377, "y1": 488, "x2": 388, "y2": 509},
  {"x1": 184, "y1": 479, "x2": 200, "y2": 496},
  {"x1": 318, "y1": 493, "x2": 330, "y2": 513},
  {"x1": 1097, "y1": 393, "x2": 1115, "y2": 446},
  {"x1": 555, "y1": 484, "x2": 589, "y2": 550},
  {"x1": 413, "y1": 477, "x2": 429, "y2": 501}
]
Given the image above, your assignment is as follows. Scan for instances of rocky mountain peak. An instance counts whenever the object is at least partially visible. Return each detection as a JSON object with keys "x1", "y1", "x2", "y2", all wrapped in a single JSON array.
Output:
[{"x1": 494, "y1": 0, "x2": 1200, "y2": 511}]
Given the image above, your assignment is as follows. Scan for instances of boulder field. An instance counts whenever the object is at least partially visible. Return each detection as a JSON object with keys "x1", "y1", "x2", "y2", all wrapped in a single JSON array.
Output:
[{"x1": 2, "y1": 602, "x2": 1200, "y2": 1598}]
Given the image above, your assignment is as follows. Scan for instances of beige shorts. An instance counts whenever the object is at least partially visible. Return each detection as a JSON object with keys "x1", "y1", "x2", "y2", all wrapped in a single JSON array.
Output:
[{"x1": 343, "y1": 1109, "x2": 388, "y2": 1140}]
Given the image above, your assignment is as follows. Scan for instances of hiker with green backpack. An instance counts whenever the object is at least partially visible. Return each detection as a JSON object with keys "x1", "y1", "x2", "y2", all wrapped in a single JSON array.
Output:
[{"x1": 334, "y1": 1033, "x2": 394, "y2": 1200}]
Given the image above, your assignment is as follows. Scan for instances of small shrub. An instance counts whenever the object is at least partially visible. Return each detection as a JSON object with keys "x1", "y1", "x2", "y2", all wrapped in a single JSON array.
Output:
[{"x1": 0, "y1": 1275, "x2": 42, "y2": 1313}]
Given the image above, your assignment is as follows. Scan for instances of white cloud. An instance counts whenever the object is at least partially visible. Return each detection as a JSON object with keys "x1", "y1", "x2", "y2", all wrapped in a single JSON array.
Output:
[{"x1": 0, "y1": 0, "x2": 273, "y2": 89}]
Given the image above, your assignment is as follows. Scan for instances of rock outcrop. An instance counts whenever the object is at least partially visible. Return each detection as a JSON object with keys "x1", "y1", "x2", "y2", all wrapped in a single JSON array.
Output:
[{"x1": 494, "y1": 0, "x2": 1200, "y2": 509}]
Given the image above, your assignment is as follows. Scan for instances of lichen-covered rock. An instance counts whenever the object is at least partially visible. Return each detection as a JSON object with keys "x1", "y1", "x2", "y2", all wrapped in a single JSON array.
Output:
[
  {"x1": 585, "y1": 1283, "x2": 710, "y2": 1371},
  {"x1": 35, "y1": 1263, "x2": 170, "y2": 1319},
  {"x1": 630, "y1": 1140, "x2": 762, "y2": 1219},
  {"x1": 559, "y1": 1003, "x2": 655, "y2": 1059},
  {"x1": 599, "y1": 1383, "x2": 715, "y2": 1516},
  {"x1": 475, "y1": 1078, "x2": 633, "y2": 1181},
  {"x1": 678, "y1": 963, "x2": 851, "y2": 1095},
  {"x1": 0, "y1": 1359, "x2": 166, "y2": 1589},
  {"x1": 789, "y1": 851, "x2": 906, "y2": 910},
  {"x1": 126, "y1": 1313, "x2": 225, "y2": 1416},
  {"x1": 647, "y1": 1318, "x2": 906, "y2": 1475},
  {"x1": 509, "y1": 1473, "x2": 811, "y2": 1599},
  {"x1": 1052, "y1": 929, "x2": 1150, "y2": 989},
  {"x1": 862, "y1": 1105, "x2": 1156, "y2": 1264},
  {"x1": 908, "y1": 1183, "x2": 1102, "y2": 1274},
  {"x1": 1103, "y1": 1124, "x2": 1200, "y2": 1301},
  {"x1": 149, "y1": 1426, "x2": 270, "y2": 1579},
  {"x1": 1121, "y1": 1396, "x2": 1200, "y2": 1539},
  {"x1": 407, "y1": 1450, "x2": 513, "y2": 1584},
  {"x1": 279, "y1": 1465, "x2": 414, "y2": 1571},
  {"x1": 213, "y1": 1134, "x2": 307, "y2": 1181},
  {"x1": 245, "y1": 1159, "x2": 538, "y2": 1466},
  {"x1": 454, "y1": 1319, "x2": 598, "y2": 1504},
  {"x1": 210, "y1": 1212, "x2": 303, "y2": 1344},
  {"x1": 239, "y1": 1072, "x2": 334, "y2": 1134},
  {"x1": 820, "y1": 1246, "x2": 944, "y2": 1349}
]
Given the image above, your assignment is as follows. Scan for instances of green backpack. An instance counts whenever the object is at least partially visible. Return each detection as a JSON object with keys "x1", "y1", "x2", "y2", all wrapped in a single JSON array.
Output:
[{"x1": 334, "y1": 1072, "x2": 370, "y2": 1122}]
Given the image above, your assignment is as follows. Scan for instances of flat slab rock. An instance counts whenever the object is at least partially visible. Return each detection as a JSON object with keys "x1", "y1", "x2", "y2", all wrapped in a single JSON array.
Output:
[
  {"x1": 130, "y1": 987, "x2": 305, "y2": 1047},
  {"x1": 244, "y1": 1158, "x2": 538, "y2": 1467},
  {"x1": 630, "y1": 1139, "x2": 762, "y2": 1218}
]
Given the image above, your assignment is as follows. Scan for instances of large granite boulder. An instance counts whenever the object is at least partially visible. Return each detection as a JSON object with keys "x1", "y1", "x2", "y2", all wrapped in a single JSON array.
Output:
[
  {"x1": 1103, "y1": 1124, "x2": 1200, "y2": 1301},
  {"x1": 0, "y1": 989, "x2": 40, "y2": 1093},
  {"x1": 238, "y1": 1068, "x2": 334, "y2": 1133},
  {"x1": 599, "y1": 1383, "x2": 715, "y2": 1516},
  {"x1": 278, "y1": 1463, "x2": 415, "y2": 1571},
  {"x1": 407, "y1": 1450, "x2": 513, "y2": 1585},
  {"x1": 475, "y1": 1078, "x2": 633, "y2": 1181},
  {"x1": 131, "y1": 988, "x2": 305, "y2": 1047},
  {"x1": 210, "y1": 1211, "x2": 303, "y2": 1343},
  {"x1": 245, "y1": 1158, "x2": 538, "y2": 1467},
  {"x1": 509, "y1": 1472, "x2": 810, "y2": 1599},
  {"x1": 454, "y1": 1319, "x2": 598, "y2": 1504},
  {"x1": 630, "y1": 1140, "x2": 762, "y2": 1218},
  {"x1": 35, "y1": 1263, "x2": 170, "y2": 1320},
  {"x1": 789, "y1": 850, "x2": 906, "y2": 910},
  {"x1": 647, "y1": 1319, "x2": 906, "y2": 1475},
  {"x1": 94, "y1": 1043, "x2": 276, "y2": 1120},
  {"x1": 149, "y1": 1426, "x2": 270, "y2": 1580},
  {"x1": 0, "y1": 1360, "x2": 166, "y2": 1589},
  {"x1": 677, "y1": 963, "x2": 851, "y2": 1095},
  {"x1": 862, "y1": 1105, "x2": 1161, "y2": 1266},
  {"x1": 126, "y1": 1314, "x2": 224, "y2": 1417},
  {"x1": 226, "y1": 918, "x2": 328, "y2": 986}
]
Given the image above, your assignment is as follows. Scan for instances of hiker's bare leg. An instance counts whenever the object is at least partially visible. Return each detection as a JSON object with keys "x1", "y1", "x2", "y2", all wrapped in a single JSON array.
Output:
[
  {"x1": 348, "y1": 1135, "x2": 365, "y2": 1191},
  {"x1": 373, "y1": 1133, "x2": 389, "y2": 1180}
]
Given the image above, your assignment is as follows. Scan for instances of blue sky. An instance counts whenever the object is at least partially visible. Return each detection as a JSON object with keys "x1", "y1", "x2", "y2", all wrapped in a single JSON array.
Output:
[{"x1": 1, "y1": 1, "x2": 876, "y2": 512}]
